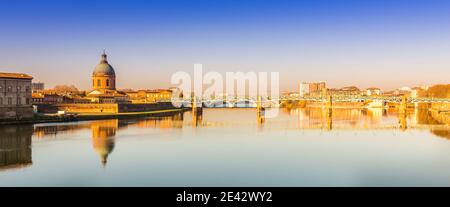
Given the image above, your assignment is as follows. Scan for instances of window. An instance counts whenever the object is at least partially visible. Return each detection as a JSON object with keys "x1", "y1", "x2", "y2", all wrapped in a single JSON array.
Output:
[
  {"x1": 0, "y1": 97, "x2": 2, "y2": 105},
  {"x1": 7, "y1": 86, "x2": 12, "y2": 92},
  {"x1": 17, "y1": 97, "x2": 21, "y2": 105},
  {"x1": 106, "y1": 79, "x2": 110, "y2": 87},
  {"x1": 26, "y1": 86, "x2": 30, "y2": 92},
  {"x1": 8, "y1": 97, "x2": 12, "y2": 105},
  {"x1": 26, "y1": 98, "x2": 30, "y2": 105},
  {"x1": 17, "y1": 86, "x2": 21, "y2": 92},
  {"x1": 97, "y1": 79, "x2": 101, "y2": 87}
]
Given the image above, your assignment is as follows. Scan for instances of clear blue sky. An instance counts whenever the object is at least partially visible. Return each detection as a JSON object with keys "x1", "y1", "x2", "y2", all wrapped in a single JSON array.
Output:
[{"x1": 1, "y1": 0, "x2": 449, "y2": 91}]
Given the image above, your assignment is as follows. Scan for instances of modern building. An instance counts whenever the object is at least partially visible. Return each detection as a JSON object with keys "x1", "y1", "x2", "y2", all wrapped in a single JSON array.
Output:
[
  {"x1": 309, "y1": 82, "x2": 326, "y2": 94},
  {"x1": 299, "y1": 81, "x2": 326, "y2": 97},
  {"x1": 0, "y1": 72, "x2": 34, "y2": 120},
  {"x1": 299, "y1": 82, "x2": 310, "y2": 97},
  {"x1": 32, "y1": 82, "x2": 45, "y2": 92}
]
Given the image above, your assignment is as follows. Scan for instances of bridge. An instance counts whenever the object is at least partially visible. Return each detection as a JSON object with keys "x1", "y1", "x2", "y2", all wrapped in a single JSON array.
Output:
[
  {"x1": 171, "y1": 95, "x2": 450, "y2": 106},
  {"x1": 171, "y1": 94, "x2": 450, "y2": 127},
  {"x1": 278, "y1": 95, "x2": 450, "y2": 103}
]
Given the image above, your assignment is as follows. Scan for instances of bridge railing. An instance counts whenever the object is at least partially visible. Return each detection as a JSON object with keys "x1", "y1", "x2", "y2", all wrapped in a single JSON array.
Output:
[{"x1": 164, "y1": 95, "x2": 450, "y2": 105}]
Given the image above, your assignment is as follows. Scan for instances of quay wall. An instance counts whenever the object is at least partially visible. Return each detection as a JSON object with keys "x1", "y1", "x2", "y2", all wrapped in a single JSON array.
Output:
[
  {"x1": 0, "y1": 106, "x2": 33, "y2": 120},
  {"x1": 118, "y1": 102, "x2": 175, "y2": 112},
  {"x1": 37, "y1": 104, "x2": 118, "y2": 113},
  {"x1": 36, "y1": 102, "x2": 176, "y2": 114}
]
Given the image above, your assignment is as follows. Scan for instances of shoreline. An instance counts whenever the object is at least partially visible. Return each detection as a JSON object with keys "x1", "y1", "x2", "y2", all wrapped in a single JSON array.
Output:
[
  {"x1": 0, "y1": 108, "x2": 187, "y2": 126},
  {"x1": 1, "y1": 106, "x2": 449, "y2": 126}
]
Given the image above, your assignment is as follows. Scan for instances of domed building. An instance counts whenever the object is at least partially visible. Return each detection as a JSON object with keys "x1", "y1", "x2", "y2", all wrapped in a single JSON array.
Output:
[
  {"x1": 87, "y1": 51, "x2": 129, "y2": 103},
  {"x1": 92, "y1": 52, "x2": 116, "y2": 90}
]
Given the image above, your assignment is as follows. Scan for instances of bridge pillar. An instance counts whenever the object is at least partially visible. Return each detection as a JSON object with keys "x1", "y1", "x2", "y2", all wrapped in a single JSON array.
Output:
[
  {"x1": 325, "y1": 95, "x2": 332, "y2": 130},
  {"x1": 326, "y1": 112, "x2": 333, "y2": 130},
  {"x1": 325, "y1": 95, "x2": 332, "y2": 109},
  {"x1": 192, "y1": 95, "x2": 203, "y2": 126},
  {"x1": 398, "y1": 95, "x2": 407, "y2": 130},
  {"x1": 325, "y1": 95, "x2": 332, "y2": 114},
  {"x1": 257, "y1": 95, "x2": 265, "y2": 124},
  {"x1": 399, "y1": 95, "x2": 407, "y2": 115},
  {"x1": 192, "y1": 95, "x2": 197, "y2": 112}
]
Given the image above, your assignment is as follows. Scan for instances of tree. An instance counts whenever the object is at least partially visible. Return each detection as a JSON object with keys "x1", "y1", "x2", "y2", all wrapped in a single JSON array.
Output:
[
  {"x1": 53, "y1": 85, "x2": 79, "y2": 93},
  {"x1": 427, "y1": 84, "x2": 450, "y2": 98}
]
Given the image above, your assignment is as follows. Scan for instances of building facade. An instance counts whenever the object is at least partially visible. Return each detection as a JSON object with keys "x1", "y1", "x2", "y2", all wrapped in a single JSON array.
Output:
[
  {"x1": 0, "y1": 72, "x2": 33, "y2": 120},
  {"x1": 126, "y1": 89, "x2": 173, "y2": 103},
  {"x1": 299, "y1": 82, "x2": 310, "y2": 97},
  {"x1": 299, "y1": 81, "x2": 326, "y2": 97}
]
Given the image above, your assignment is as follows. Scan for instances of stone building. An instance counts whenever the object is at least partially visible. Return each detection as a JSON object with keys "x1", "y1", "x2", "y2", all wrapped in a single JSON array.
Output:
[
  {"x1": 0, "y1": 72, "x2": 33, "y2": 120},
  {"x1": 126, "y1": 89, "x2": 173, "y2": 103}
]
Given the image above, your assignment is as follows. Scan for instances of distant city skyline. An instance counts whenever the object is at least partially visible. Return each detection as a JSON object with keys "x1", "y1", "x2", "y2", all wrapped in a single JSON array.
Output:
[{"x1": 1, "y1": 0, "x2": 450, "y2": 91}]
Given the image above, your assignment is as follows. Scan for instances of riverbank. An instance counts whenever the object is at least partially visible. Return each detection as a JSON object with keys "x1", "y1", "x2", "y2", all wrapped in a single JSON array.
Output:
[{"x1": 0, "y1": 108, "x2": 187, "y2": 125}]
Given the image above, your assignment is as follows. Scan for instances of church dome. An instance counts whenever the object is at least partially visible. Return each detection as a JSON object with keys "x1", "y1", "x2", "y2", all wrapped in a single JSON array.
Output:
[{"x1": 93, "y1": 52, "x2": 116, "y2": 76}]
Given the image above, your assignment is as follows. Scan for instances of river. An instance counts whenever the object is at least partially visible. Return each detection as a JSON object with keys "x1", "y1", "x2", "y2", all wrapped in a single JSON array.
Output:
[{"x1": 1, "y1": 108, "x2": 450, "y2": 186}]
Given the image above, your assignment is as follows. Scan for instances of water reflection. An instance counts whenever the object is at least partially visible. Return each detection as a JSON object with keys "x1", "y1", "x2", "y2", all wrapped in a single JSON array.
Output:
[
  {"x1": 431, "y1": 129, "x2": 450, "y2": 139},
  {"x1": 30, "y1": 108, "x2": 450, "y2": 138},
  {"x1": 32, "y1": 112, "x2": 185, "y2": 167},
  {"x1": 91, "y1": 119, "x2": 117, "y2": 167},
  {"x1": 0, "y1": 125, "x2": 33, "y2": 171},
  {"x1": 193, "y1": 109, "x2": 203, "y2": 127},
  {"x1": 2, "y1": 108, "x2": 448, "y2": 171},
  {"x1": 284, "y1": 107, "x2": 448, "y2": 130}
]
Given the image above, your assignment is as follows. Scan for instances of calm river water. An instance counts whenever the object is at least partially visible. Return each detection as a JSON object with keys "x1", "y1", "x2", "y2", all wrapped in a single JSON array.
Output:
[{"x1": 1, "y1": 108, "x2": 450, "y2": 186}]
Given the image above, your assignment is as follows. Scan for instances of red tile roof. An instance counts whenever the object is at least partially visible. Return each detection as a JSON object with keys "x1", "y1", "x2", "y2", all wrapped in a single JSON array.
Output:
[{"x1": 0, "y1": 72, "x2": 33, "y2": 79}]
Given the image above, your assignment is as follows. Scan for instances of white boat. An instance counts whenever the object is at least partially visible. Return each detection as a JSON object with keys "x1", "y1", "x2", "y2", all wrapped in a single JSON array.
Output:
[
  {"x1": 235, "y1": 100, "x2": 257, "y2": 108},
  {"x1": 213, "y1": 101, "x2": 235, "y2": 108}
]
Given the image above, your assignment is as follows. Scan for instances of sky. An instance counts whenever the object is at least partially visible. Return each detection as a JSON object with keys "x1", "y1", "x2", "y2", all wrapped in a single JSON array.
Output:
[{"x1": 1, "y1": 0, "x2": 450, "y2": 91}]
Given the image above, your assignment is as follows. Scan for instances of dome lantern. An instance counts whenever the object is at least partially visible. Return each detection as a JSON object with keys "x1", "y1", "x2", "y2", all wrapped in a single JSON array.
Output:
[{"x1": 100, "y1": 49, "x2": 108, "y2": 64}]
